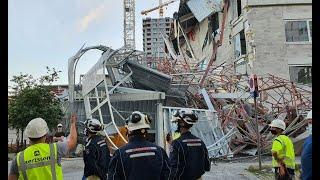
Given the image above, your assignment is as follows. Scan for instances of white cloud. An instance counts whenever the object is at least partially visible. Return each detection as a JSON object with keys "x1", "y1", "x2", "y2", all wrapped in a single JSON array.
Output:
[{"x1": 78, "y1": 2, "x2": 108, "y2": 32}]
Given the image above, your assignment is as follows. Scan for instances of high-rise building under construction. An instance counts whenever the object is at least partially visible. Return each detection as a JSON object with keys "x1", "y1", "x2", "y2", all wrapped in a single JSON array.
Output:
[{"x1": 142, "y1": 17, "x2": 173, "y2": 68}]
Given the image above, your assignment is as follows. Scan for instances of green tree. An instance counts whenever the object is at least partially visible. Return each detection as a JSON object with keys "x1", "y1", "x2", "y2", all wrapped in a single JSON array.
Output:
[{"x1": 8, "y1": 67, "x2": 63, "y2": 149}]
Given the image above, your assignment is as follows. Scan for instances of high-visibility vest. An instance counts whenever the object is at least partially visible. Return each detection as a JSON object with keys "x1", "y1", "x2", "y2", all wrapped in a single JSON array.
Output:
[
  {"x1": 173, "y1": 132, "x2": 181, "y2": 140},
  {"x1": 17, "y1": 143, "x2": 63, "y2": 180},
  {"x1": 271, "y1": 135, "x2": 296, "y2": 169}
]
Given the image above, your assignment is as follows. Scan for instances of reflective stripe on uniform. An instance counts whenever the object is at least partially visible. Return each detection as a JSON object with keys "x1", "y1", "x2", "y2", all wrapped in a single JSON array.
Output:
[
  {"x1": 129, "y1": 152, "x2": 155, "y2": 158},
  {"x1": 50, "y1": 143, "x2": 57, "y2": 180},
  {"x1": 182, "y1": 139, "x2": 201, "y2": 142},
  {"x1": 187, "y1": 143, "x2": 202, "y2": 146},
  {"x1": 125, "y1": 147, "x2": 157, "y2": 153},
  {"x1": 18, "y1": 152, "x2": 28, "y2": 180},
  {"x1": 97, "y1": 140, "x2": 105, "y2": 145}
]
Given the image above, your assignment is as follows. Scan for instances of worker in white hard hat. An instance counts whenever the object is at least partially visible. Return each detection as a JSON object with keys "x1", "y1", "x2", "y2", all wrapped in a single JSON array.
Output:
[
  {"x1": 168, "y1": 110, "x2": 210, "y2": 180},
  {"x1": 53, "y1": 123, "x2": 66, "y2": 142},
  {"x1": 166, "y1": 113, "x2": 182, "y2": 144},
  {"x1": 269, "y1": 118, "x2": 295, "y2": 180},
  {"x1": 108, "y1": 111, "x2": 171, "y2": 180},
  {"x1": 82, "y1": 118, "x2": 110, "y2": 180},
  {"x1": 301, "y1": 110, "x2": 312, "y2": 180},
  {"x1": 8, "y1": 113, "x2": 78, "y2": 180}
]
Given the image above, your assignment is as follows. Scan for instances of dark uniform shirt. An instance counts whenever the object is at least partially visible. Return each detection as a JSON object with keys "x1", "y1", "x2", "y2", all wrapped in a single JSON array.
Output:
[
  {"x1": 83, "y1": 135, "x2": 110, "y2": 180},
  {"x1": 108, "y1": 136, "x2": 171, "y2": 180},
  {"x1": 169, "y1": 131, "x2": 210, "y2": 180},
  {"x1": 54, "y1": 131, "x2": 65, "y2": 137},
  {"x1": 301, "y1": 135, "x2": 312, "y2": 180}
]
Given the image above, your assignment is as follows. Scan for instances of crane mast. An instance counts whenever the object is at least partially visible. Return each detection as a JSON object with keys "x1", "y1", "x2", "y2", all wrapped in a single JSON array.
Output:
[{"x1": 123, "y1": 0, "x2": 135, "y2": 49}]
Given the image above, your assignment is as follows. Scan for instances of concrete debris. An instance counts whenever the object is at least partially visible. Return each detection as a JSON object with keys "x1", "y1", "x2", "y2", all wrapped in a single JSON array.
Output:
[{"x1": 156, "y1": 63, "x2": 311, "y2": 156}]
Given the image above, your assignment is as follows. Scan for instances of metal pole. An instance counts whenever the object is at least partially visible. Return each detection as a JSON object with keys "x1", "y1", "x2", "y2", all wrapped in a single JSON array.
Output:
[{"x1": 254, "y1": 95, "x2": 262, "y2": 170}]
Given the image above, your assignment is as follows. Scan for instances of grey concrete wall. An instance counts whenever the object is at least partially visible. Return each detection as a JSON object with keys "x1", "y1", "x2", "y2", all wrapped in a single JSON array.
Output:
[
  {"x1": 247, "y1": 6, "x2": 289, "y2": 78},
  {"x1": 247, "y1": 5, "x2": 312, "y2": 79}
]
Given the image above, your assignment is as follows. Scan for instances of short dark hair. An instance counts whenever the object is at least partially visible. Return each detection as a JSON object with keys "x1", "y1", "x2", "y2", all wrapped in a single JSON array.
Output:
[
  {"x1": 178, "y1": 119, "x2": 193, "y2": 129},
  {"x1": 129, "y1": 129, "x2": 148, "y2": 137},
  {"x1": 29, "y1": 134, "x2": 47, "y2": 142}
]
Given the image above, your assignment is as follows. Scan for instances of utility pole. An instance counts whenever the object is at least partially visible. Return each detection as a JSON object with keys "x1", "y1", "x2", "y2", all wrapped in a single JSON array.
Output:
[{"x1": 250, "y1": 74, "x2": 262, "y2": 170}]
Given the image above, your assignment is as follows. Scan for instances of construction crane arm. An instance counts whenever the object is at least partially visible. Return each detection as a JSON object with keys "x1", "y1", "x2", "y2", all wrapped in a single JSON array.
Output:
[{"x1": 141, "y1": 0, "x2": 178, "y2": 15}]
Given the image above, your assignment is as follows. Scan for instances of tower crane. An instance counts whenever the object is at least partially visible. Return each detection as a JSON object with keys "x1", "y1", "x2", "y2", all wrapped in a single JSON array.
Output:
[
  {"x1": 124, "y1": 0, "x2": 135, "y2": 50},
  {"x1": 141, "y1": 0, "x2": 179, "y2": 17}
]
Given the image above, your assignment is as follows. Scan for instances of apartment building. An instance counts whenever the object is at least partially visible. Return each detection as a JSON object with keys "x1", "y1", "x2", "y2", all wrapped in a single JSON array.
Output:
[{"x1": 143, "y1": 17, "x2": 174, "y2": 68}]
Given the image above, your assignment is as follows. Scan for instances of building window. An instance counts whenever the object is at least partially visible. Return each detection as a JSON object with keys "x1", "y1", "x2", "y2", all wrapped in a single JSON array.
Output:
[
  {"x1": 309, "y1": 20, "x2": 312, "y2": 39},
  {"x1": 285, "y1": 20, "x2": 312, "y2": 42},
  {"x1": 234, "y1": 30, "x2": 247, "y2": 58},
  {"x1": 289, "y1": 66, "x2": 312, "y2": 84},
  {"x1": 237, "y1": 0, "x2": 242, "y2": 17},
  {"x1": 212, "y1": 13, "x2": 219, "y2": 36}
]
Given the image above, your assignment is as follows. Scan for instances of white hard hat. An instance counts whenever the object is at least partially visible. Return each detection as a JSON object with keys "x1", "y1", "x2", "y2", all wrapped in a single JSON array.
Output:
[
  {"x1": 171, "y1": 109, "x2": 198, "y2": 125},
  {"x1": 57, "y1": 123, "x2": 63, "y2": 127},
  {"x1": 269, "y1": 119, "x2": 286, "y2": 131},
  {"x1": 126, "y1": 111, "x2": 151, "y2": 131},
  {"x1": 306, "y1": 110, "x2": 312, "y2": 120},
  {"x1": 25, "y1": 118, "x2": 49, "y2": 138},
  {"x1": 85, "y1": 118, "x2": 104, "y2": 133}
]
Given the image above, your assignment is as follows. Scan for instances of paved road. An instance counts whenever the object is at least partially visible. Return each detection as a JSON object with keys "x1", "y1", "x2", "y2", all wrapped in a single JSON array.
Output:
[
  {"x1": 8, "y1": 156, "x2": 301, "y2": 179},
  {"x1": 8, "y1": 158, "x2": 258, "y2": 180}
]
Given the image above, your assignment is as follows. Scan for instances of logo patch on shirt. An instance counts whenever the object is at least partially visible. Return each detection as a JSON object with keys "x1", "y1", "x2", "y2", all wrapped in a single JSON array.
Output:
[
  {"x1": 85, "y1": 149, "x2": 90, "y2": 154},
  {"x1": 34, "y1": 150, "x2": 40, "y2": 156},
  {"x1": 169, "y1": 145, "x2": 173, "y2": 153}
]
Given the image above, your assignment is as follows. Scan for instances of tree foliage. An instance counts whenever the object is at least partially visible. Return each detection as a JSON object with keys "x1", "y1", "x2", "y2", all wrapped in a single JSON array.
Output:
[
  {"x1": 8, "y1": 87, "x2": 63, "y2": 131},
  {"x1": 8, "y1": 66, "x2": 63, "y2": 146}
]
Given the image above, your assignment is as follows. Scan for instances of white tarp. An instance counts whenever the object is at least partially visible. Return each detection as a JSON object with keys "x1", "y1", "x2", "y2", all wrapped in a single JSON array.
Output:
[{"x1": 187, "y1": 0, "x2": 224, "y2": 22}]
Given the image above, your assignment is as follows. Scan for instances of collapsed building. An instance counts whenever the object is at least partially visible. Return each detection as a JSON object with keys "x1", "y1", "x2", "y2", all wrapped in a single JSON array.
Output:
[
  {"x1": 161, "y1": 0, "x2": 312, "y2": 83},
  {"x1": 157, "y1": 0, "x2": 312, "y2": 155},
  {"x1": 61, "y1": 0, "x2": 312, "y2": 159}
]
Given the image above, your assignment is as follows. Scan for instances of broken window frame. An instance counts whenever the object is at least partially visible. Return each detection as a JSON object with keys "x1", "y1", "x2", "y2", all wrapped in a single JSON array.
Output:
[
  {"x1": 284, "y1": 19, "x2": 312, "y2": 43},
  {"x1": 232, "y1": 0, "x2": 243, "y2": 20},
  {"x1": 233, "y1": 30, "x2": 247, "y2": 58},
  {"x1": 289, "y1": 66, "x2": 312, "y2": 85},
  {"x1": 236, "y1": 0, "x2": 242, "y2": 17}
]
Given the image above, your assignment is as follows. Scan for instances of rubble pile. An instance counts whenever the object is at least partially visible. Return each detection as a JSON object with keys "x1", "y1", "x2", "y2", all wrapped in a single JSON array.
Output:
[{"x1": 156, "y1": 60, "x2": 312, "y2": 156}]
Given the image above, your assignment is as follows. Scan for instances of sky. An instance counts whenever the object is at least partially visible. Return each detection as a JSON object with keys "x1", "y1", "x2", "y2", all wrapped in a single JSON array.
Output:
[{"x1": 8, "y1": 0, "x2": 180, "y2": 87}]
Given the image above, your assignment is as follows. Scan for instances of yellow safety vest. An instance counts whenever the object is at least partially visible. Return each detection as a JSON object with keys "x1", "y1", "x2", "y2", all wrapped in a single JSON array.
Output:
[
  {"x1": 173, "y1": 132, "x2": 181, "y2": 140},
  {"x1": 17, "y1": 143, "x2": 63, "y2": 180},
  {"x1": 271, "y1": 135, "x2": 295, "y2": 169}
]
